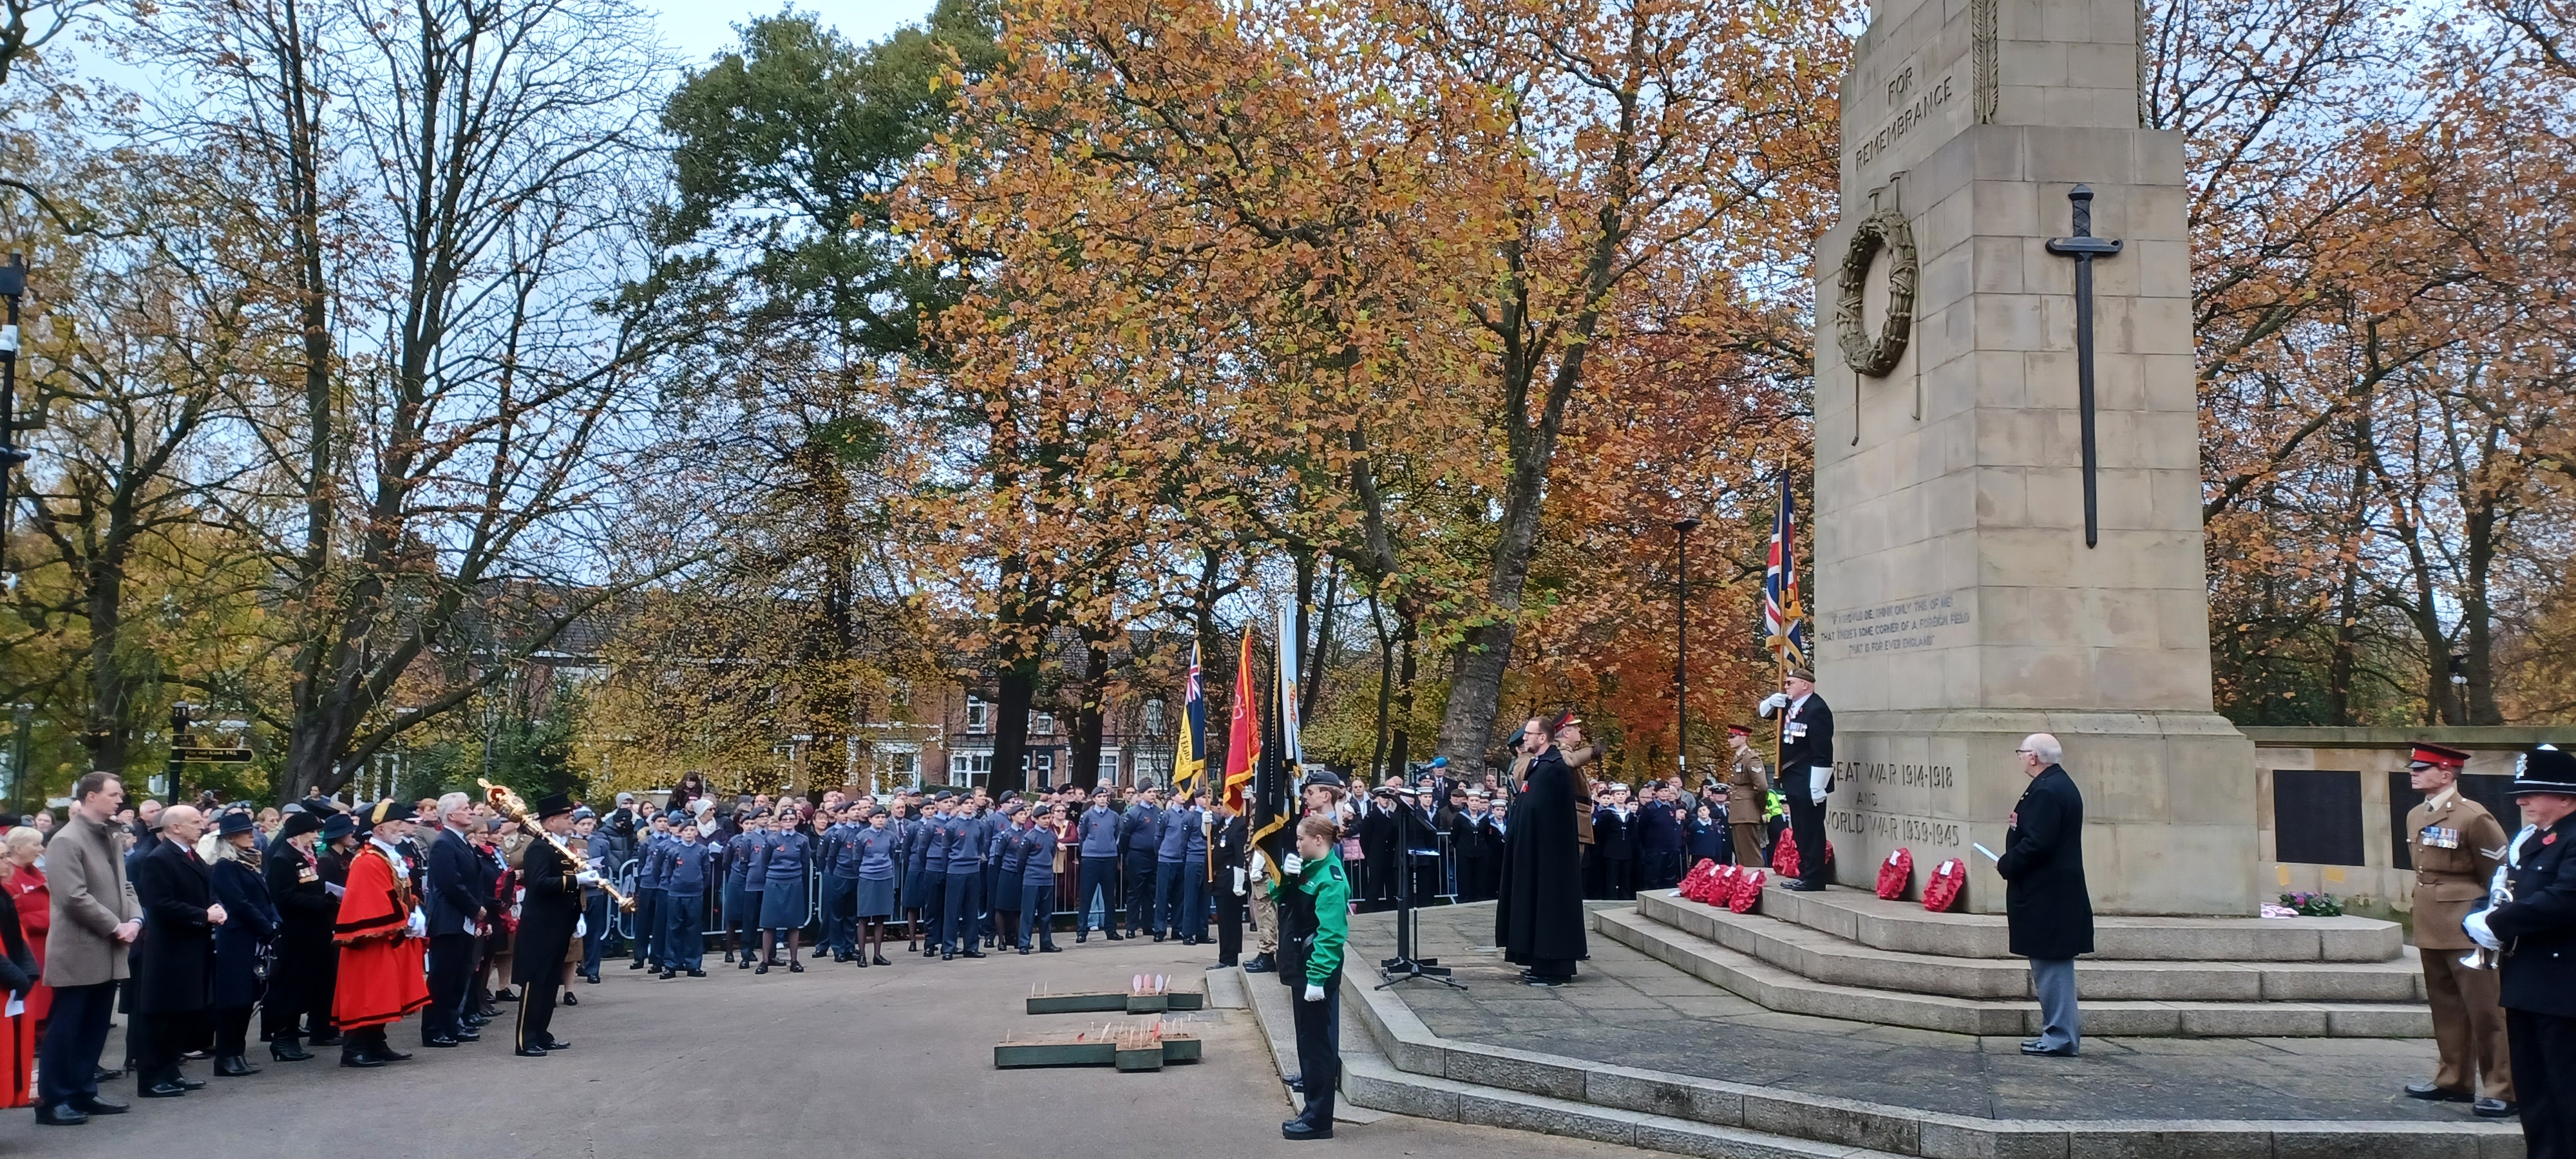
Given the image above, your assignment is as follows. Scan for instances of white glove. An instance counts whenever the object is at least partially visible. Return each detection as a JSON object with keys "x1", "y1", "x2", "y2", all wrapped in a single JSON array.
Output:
[
  {"x1": 574, "y1": 916, "x2": 587, "y2": 939},
  {"x1": 1281, "y1": 853, "x2": 1305, "y2": 876},
  {"x1": 461, "y1": 918, "x2": 478, "y2": 938},
  {"x1": 575, "y1": 871, "x2": 603, "y2": 887},
  {"x1": 2465, "y1": 909, "x2": 2502, "y2": 952},
  {"x1": 405, "y1": 909, "x2": 427, "y2": 938},
  {"x1": 1759, "y1": 693, "x2": 1789, "y2": 713},
  {"x1": 1231, "y1": 867, "x2": 1247, "y2": 896},
  {"x1": 1302, "y1": 983, "x2": 1325, "y2": 1003},
  {"x1": 1810, "y1": 766, "x2": 1832, "y2": 804}
]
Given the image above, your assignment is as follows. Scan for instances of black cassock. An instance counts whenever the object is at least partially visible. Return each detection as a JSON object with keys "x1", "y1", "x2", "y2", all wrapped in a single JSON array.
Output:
[{"x1": 1495, "y1": 748, "x2": 1586, "y2": 976}]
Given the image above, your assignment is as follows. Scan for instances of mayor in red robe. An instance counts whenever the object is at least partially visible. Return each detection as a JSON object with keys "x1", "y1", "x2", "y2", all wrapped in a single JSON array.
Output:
[{"x1": 332, "y1": 800, "x2": 429, "y2": 1067}]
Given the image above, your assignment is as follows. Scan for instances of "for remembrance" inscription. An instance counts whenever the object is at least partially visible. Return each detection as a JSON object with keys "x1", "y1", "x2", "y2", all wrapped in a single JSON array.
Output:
[{"x1": 1818, "y1": 592, "x2": 1973, "y2": 655}]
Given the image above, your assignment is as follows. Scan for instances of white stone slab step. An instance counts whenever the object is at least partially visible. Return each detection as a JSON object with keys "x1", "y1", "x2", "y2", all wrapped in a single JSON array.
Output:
[
  {"x1": 1641, "y1": 891, "x2": 2427, "y2": 1003},
  {"x1": 1598, "y1": 907, "x2": 2431, "y2": 1038},
  {"x1": 1755, "y1": 883, "x2": 2404, "y2": 961},
  {"x1": 1342, "y1": 1053, "x2": 1910, "y2": 1159}
]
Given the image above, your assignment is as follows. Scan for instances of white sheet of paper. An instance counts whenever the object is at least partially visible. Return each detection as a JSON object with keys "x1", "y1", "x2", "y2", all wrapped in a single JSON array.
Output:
[
  {"x1": 1973, "y1": 842, "x2": 2000, "y2": 862},
  {"x1": 5, "y1": 995, "x2": 22, "y2": 1018}
]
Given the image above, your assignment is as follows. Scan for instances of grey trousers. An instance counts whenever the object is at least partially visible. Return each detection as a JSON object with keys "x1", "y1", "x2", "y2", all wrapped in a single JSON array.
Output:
[{"x1": 2030, "y1": 957, "x2": 2080, "y2": 1053}]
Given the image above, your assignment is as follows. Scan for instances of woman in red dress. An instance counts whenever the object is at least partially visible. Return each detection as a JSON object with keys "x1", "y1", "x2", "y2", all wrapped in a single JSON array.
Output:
[{"x1": 1, "y1": 823, "x2": 43, "y2": 1108}]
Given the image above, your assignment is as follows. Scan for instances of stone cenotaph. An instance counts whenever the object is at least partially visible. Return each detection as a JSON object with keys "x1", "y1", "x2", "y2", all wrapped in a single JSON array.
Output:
[{"x1": 1808, "y1": 0, "x2": 2257, "y2": 915}]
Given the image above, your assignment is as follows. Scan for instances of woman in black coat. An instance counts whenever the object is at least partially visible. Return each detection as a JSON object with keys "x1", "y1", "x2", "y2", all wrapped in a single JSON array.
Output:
[
  {"x1": 207, "y1": 811, "x2": 279, "y2": 1076},
  {"x1": 261, "y1": 810, "x2": 335, "y2": 1060}
]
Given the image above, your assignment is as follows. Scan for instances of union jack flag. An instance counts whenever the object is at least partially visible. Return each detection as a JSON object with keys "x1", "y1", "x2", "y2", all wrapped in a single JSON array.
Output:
[{"x1": 1763, "y1": 473, "x2": 1808, "y2": 666}]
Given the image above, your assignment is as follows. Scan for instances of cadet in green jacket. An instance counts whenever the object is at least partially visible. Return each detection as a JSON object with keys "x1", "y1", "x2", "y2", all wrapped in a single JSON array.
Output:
[{"x1": 1274, "y1": 813, "x2": 1350, "y2": 1141}]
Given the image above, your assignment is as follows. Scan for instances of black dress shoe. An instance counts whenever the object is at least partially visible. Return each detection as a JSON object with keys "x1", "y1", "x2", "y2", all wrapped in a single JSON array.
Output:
[
  {"x1": 176, "y1": 1075, "x2": 207, "y2": 1090},
  {"x1": 659, "y1": 969, "x2": 676, "y2": 979},
  {"x1": 562, "y1": 990, "x2": 578, "y2": 1006},
  {"x1": 376, "y1": 1046, "x2": 412, "y2": 1062},
  {"x1": 1020, "y1": 946, "x2": 1032, "y2": 955},
  {"x1": 873, "y1": 954, "x2": 892, "y2": 966},
  {"x1": 627, "y1": 960, "x2": 647, "y2": 970},
  {"x1": 308, "y1": 1031, "x2": 343, "y2": 1046},
  {"x1": 788, "y1": 961, "x2": 805, "y2": 972},
  {"x1": 94, "y1": 1066, "x2": 124, "y2": 1081},
  {"x1": 138, "y1": 1081, "x2": 188, "y2": 1098},
  {"x1": 1779, "y1": 880, "x2": 1825, "y2": 892},
  {"x1": 494, "y1": 988, "x2": 521, "y2": 1002},
  {"x1": 35, "y1": 1102, "x2": 90, "y2": 1125},
  {"x1": 1244, "y1": 953, "x2": 1274, "y2": 973},
  {"x1": 540, "y1": 1039, "x2": 571, "y2": 1051},
  {"x1": 1285, "y1": 1076, "x2": 1305, "y2": 1091},
  {"x1": 71, "y1": 1093, "x2": 128, "y2": 1114},
  {"x1": 422, "y1": 1035, "x2": 461, "y2": 1048},
  {"x1": 514, "y1": 1046, "x2": 549, "y2": 1057},
  {"x1": 214, "y1": 1055, "x2": 260, "y2": 1077},
  {"x1": 1281, "y1": 1121, "x2": 1333, "y2": 1141},
  {"x1": 2476, "y1": 1097, "x2": 2519, "y2": 1117},
  {"x1": 940, "y1": 950, "x2": 954, "y2": 961},
  {"x1": 739, "y1": 957, "x2": 753, "y2": 969},
  {"x1": 476, "y1": 1006, "x2": 501, "y2": 1019},
  {"x1": 688, "y1": 968, "x2": 706, "y2": 977},
  {"x1": 1105, "y1": 932, "x2": 1124, "y2": 941},
  {"x1": 455, "y1": 1028, "x2": 480, "y2": 1042},
  {"x1": 723, "y1": 950, "x2": 735, "y2": 963},
  {"x1": 340, "y1": 1050, "x2": 386, "y2": 1068},
  {"x1": 961, "y1": 950, "x2": 985, "y2": 959},
  {"x1": 756, "y1": 962, "x2": 770, "y2": 974},
  {"x1": 586, "y1": 972, "x2": 601, "y2": 983},
  {"x1": 2020, "y1": 1042, "x2": 2077, "y2": 1057},
  {"x1": 1039, "y1": 945, "x2": 1061, "y2": 953},
  {"x1": 271, "y1": 1042, "x2": 315, "y2": 1062},
  {"x1": 2405, "y1": 1082, "x2": 2474, "y2": 1102},
  {"x1": 1076, "y1": 933, "x2": 1088, "y2": 943}
]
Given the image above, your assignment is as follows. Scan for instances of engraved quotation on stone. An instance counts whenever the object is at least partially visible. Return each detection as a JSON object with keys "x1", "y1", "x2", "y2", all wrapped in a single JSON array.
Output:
[
  {"x1": 1835, "y1": 208, "x2": 1917, "y2": 378},
  {"x1": 1817, "y1": 592, "x2": 1970, "y2": 654}
]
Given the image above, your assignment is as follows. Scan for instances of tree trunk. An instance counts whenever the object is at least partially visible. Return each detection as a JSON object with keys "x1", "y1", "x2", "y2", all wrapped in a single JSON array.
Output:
[
  {"x1": 1305, "y1": 557, "x2": 1339, "y2": 722},
  {"x1": 990, "y1": 659, "x2": 1035, "y2": 794},
  {"x1": 1070, "y1": 628, "x2": 1110, "y2": 790}
]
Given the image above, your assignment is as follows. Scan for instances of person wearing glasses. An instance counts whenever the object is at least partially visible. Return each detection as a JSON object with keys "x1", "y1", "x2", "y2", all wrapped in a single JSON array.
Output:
[
  {"x1": 1996, "y1": 734, "x2": 2091, "y2": 1057},
  {"x1": 1756, "y1": 668, "x2": 1834, "y2": 890}
]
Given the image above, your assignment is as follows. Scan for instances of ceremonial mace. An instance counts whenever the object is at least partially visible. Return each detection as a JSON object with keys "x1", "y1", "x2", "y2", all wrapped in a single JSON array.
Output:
[{"x1": 478, "y1": 778, "x2": 636, "y2": 912}]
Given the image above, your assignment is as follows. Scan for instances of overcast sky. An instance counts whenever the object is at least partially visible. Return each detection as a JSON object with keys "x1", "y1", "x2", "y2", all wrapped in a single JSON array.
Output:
[{"x1": 654, "y1": 1, "x2": 940, "y2": 67}]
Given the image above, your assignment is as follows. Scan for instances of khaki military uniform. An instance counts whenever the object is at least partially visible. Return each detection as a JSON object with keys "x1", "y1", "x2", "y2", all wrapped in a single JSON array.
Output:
[
  {"x1": 1726, "y1": 748, "x2": 1770, "y2": 867},
  {"x1": 2410, "y1": 788, "x2": 2514, "y2": 1101}
]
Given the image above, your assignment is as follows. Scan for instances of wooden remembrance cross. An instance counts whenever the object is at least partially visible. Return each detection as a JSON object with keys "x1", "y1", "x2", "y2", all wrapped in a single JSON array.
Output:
[{"x1": 2044, "y1": 184, "x2": 2123, "y2": 549}]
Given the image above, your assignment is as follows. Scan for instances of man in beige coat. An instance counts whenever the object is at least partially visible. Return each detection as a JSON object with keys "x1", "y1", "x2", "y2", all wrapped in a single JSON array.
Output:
[{"x1": 35, "y1": 771, "x2": 144, "y2": 1126}]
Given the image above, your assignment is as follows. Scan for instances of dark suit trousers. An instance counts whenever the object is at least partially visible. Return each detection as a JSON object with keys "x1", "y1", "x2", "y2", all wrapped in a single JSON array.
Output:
[
  {"x1": 134, "y1": 1010, "x2": 205, "y2": 1086},
  {"x1": 2510, "y1": 1008, "x2": 2576, "y2": 1159},
  {"x1": 37, "y1": 979, "x2": 115, "y2": 1103},
  {"x1": 1123, "y1": 850, "x2": 1157, "y2": 932},
  {"x1": 1153, "y1": 860, "x2": 1185, "y2": 936},
  {"x1": 663, "y1": 892, "x2": 707, "y2": 970},
  {"x1": 1290, "y1": 969, "x2": 1343, "y2": 1127},
  {"x1": 1077, "y1": 856, "x2": 1120, "y2": 935},
  {"x1": 426, "y1": 931, "x2": 477, "y2": 1039},
  {"x1": 515, "y1": 975, "x2": 562, "y2": 1051},
  {"x1": 1786, "y1": 792, "x2": 1830, "y2": 885},
  {"x1": 1019, "y1": 878, "x2": 1057, "y2": 950},
  {"x1": 1215, "y1": 885, "x2": 1245, "y2": 963}
]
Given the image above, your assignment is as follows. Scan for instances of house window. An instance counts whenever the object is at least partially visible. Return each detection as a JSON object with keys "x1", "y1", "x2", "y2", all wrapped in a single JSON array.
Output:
[
  {"x1": 951, "y1": 751, "x2": 992, "y2": 786},
  {"x1": 966, "y1": 696, "x2": 989, "y2": 734},
  {"x1": 1030, "y1": 711, "x2": 1056, "y2": 735},
  {"x1": 1143, "y1": 699, "x2": 1166, "y2": 736},
  {"x1": 1099, "y1": 746, "x2": 1121, "y2": 783},
  {"x1": 1135, "y1": 750, "x2": 1171, "y2": 787},
  {"x1": 1028, "y1": 749, "x2": 1056, "y2": 787},
  {"x1": 887, "y1": 749, "x2": 920, "y2": 791}
]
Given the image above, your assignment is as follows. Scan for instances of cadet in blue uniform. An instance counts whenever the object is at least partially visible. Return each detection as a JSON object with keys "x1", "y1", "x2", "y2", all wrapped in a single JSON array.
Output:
[
  {"x1": 1152, "y1": 792, "x2": 1193, "y2": 941},
  {"x1": 940, "y1": 799, "x2": 988, "y2": 960},
  {"x1": 1179, "y1": 789, "x2": 1212, "y2": 945},
  {"x1": 820, "y1": 806, "x2": 864, "y2": 962},
  {"x1": 1020, "y1": 804, "x2": 1063, "y2": 953},
  {"x1": 721, "y1": 812, "x2": 763, "y2": 964},
  {"x1": 1076, "y1": 789, "x2": 1124, "y2": 941},
  {"x1": 900, "y1": 800, "x2": 933, "y2": 952},
  {"x1": 758, "y1": 815, "x2": 811, "y2": 973},
  {"x1": 918, "y1": 794, "x2": 956, "y2": 956},
  {"x1": 1121, "y1": 787, "x2": 1166, "y2": 936},
  {"x1": 853, "y1": 808, "x2": 898, "y2": 966},
  {"x1": 628, "y1": 814, "x2": 670, "y2": 972},
  {"x1": 992, "y1": 803, "x2": 1029, "y2": 951},
  {"x1": 2472, "y1": 747, "x2": 2576, "y2": 1156},
  {"x1": 659, "y1": 822, "x2": 717, "y2": 977},
  {"x1": 981, "y1": 798, "x2": 1017, "y2": 948}
]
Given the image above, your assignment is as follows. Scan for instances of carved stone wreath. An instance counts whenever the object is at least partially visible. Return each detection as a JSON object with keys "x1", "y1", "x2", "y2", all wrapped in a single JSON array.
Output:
[{"x1": 1835, "y1": 209, "x2": 1918, "y2": 378}]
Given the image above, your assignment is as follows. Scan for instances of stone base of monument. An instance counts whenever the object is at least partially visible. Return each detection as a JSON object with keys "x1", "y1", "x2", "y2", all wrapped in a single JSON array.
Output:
[{"x1": 1599, "y1": 886, "x2": 2429, "y2": 1038}]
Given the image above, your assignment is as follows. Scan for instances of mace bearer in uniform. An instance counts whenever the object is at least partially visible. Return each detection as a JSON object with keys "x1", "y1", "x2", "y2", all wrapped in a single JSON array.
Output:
[{"x1": 2400, "y1": 742, "x2": 2514, "y2": 1117}]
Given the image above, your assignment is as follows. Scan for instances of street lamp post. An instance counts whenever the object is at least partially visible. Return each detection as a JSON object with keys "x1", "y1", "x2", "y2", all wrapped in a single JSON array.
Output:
[
  {"x1": 0, "y1": 254, "x2": 28, "y2": 576},
  {"x1": 1673, "y1": 516, "x2": 1701, "y2": 781}
]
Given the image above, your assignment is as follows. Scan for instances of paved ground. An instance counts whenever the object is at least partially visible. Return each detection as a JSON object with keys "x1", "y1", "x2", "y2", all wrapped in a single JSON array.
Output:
[
  {"x1": 1360, "y1": 901, "x2": 2477, "y2": 1124},
  {"x1": 11, "y1": 930, "x2": 1667, "y2": 1159}
]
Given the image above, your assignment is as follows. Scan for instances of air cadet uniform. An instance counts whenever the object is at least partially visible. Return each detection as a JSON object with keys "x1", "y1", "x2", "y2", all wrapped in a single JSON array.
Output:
[
  {"x1": 1121, "y1": 796, "x2": 1165, "y2": 935},
  {"x1": 981, "y1": 804, "x2": 1016, "y2": 947},
  {"x1": 853, "y1": 818, "x2": 898, "y2": 965},
  {"x1": 820, "y1": 818, "x2": 864, "y2": 961},
  {"x1": 1153, "y1": 801, "x2": 1197, "y2": 940},
  {"x1": 2402, "y1": 742, "x2": 2514, "y2": 1114},
  {"x1": 993, "y1": 810, "x2": 1029, "y2": 949},
  {"x1": 918, "y1": 799, "x2": 955, "y2": 954},
  {"x1": 658, "y1": 830, "x2": 717, "y2": 977},
  {"x1": 628, "y1": 828, "x2": 667, "y2": 971},
  {"x1": 900, "y1": 806, "x2": 933, "y2": 949},
  {"x1": 1076, "y1": 797, "x2": 1124, "y2": 940},
  {"x1": 1020, "y1": 807, "x2": 1063, "y2": 953},
  {"x1": 758, "y1": 822, "x2": 811, "y2": 972},
  {"x1": 721, "y1": 822, "x2": 762, "y2": 963},
  {"x1": 940, "y1": 805, "x2": 988, "y2": 959},
  {"x1": 2476, "y1": 747, "x2": 2576, "y2": 1156}
]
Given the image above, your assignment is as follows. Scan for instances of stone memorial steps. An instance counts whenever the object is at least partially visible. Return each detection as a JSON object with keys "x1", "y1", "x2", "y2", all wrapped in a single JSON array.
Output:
[
  {"x1": 1755, "y1": 882, "x2": 2406, "y2": 963},
  {"x1": 1638, "y1": 891, "x2": 2427, "y2": 1003},
  {"x1": 1600, "y1": 905, "x2": 2432, "y2": 1039}
]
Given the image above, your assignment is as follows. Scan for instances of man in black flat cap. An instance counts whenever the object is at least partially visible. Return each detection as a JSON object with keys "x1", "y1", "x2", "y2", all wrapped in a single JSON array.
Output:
[
  {"x1": 510, "y1": 793, "x2": 596, "y2": 1057},
  {"x1": 2472, "y1": 745, "x2": 2576, "y2": 1154}
]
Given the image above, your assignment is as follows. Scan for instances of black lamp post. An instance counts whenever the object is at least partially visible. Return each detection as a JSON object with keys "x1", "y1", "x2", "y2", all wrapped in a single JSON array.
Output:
[
  {"x1": 1673, "y1": 516, "x2": 1701, "y2": 781},
  {"x1": 0, "y1": 254, "x2": 26, "y2": 577}
]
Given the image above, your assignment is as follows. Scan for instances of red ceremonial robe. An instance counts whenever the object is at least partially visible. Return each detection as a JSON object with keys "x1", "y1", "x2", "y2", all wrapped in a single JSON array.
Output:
[{"x1": 332, "y1": 843, "x2": 430, "y2": 1029}]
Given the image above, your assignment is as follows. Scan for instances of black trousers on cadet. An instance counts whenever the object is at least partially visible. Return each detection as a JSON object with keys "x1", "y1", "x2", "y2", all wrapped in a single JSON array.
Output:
[{"x1": 1290, "y1": 968, "x2": 1343, "y2": 1128}]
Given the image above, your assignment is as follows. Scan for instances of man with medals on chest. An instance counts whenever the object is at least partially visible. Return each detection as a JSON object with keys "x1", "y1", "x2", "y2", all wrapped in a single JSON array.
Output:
[
  {"x1": 2468, "y1": 746, "x2": 2576, "y2": 1156},
  {"x1": 2401, "y1": 742, "x2": 2514, "y2": 1117}
]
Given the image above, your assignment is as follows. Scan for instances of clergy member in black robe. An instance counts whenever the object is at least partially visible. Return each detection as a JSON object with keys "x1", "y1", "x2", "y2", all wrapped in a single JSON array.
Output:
[{"x1": 1497, "y1": 716, "x2": 1587, "y2": 985}]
